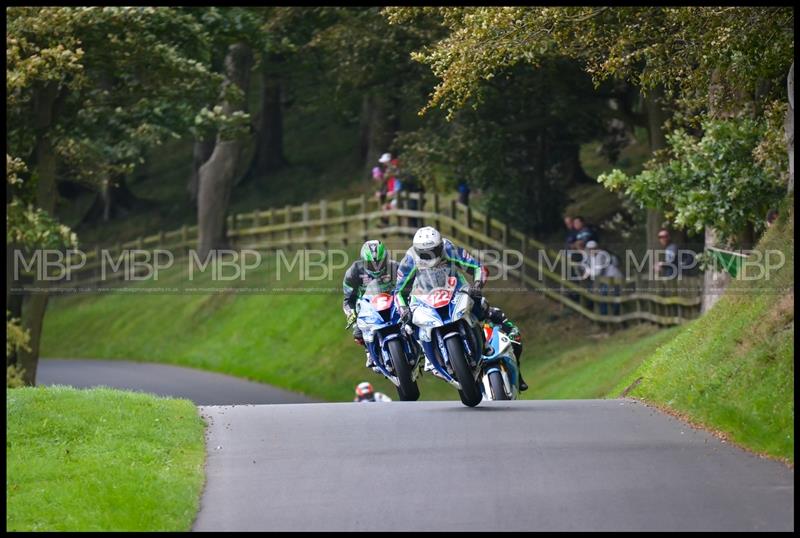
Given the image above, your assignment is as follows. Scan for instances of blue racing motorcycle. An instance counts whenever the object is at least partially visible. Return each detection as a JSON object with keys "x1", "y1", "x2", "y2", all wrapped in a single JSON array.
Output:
[
  {"x1": 352, "y1": 280, "x2": 422, "y2": 401},
  {"x1": 408, "y1": 267, "x2": 485, "y2": 407},
  {"x1": 479, "y1": 322, "x2": 521, "y2": 400}
]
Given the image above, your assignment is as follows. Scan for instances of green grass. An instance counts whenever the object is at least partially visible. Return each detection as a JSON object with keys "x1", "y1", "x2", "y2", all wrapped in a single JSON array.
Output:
[
  {"x1": 6, "y1": 386, "x2": 206, "y2": 531},
  {"x1": 610, "y1": 197, "x2": 794, "y2": 462},
  {"x1": 526, "y1": 324, "x2": 680, "y2": 399}
]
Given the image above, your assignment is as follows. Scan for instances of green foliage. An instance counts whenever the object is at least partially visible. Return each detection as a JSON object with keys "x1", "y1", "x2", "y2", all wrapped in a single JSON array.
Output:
[
  {"x1": 385, "y1": 7, "x2": 793, "y2": 120},
  {"x1": 6, "y1": 311, "x2": 30, "y2": 388},
  {"x1": 7, "y1": 155, "x2": 77, "y2": 248},
  {"x1": 6, "y1": 386, "x2": 206, "y2": 531},
  {"x1": 386, "y1": 7, "x2": 793, "y2": 239},
  {"x1": 397, "y1": 59, "x2": 607, "y2": 234},
  {"x1": 7, "y1": 7, "x2": 224, "y2": 192},
  {"x1": 598, "y1": 116, "x2": 787, "y2": 241},
  {"x1": 6, "y1": 365, "x2": 27, "y2": 389}
]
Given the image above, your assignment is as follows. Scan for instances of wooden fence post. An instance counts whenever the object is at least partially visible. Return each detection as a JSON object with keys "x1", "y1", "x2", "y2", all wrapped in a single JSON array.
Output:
[
  {"x1": 302, "y1": 202, "x2": 310, "y2": 248},
  {"x1": 319, "y1": 199, "x2": 328, "y2": 248},
  {"x1": 285, "y1": 204, "x2": 292, "y2": 244}
]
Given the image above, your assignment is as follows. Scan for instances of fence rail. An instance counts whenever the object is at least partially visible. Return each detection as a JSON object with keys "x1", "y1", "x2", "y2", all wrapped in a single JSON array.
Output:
[{"x1": 46, "y1": 191, "x2": 702, "y2": 326}]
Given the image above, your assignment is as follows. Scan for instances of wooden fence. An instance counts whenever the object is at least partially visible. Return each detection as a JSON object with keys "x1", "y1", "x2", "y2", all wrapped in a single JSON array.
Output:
[{"x1": 50, "y1": 191, "x2": 703, "y2": 326}]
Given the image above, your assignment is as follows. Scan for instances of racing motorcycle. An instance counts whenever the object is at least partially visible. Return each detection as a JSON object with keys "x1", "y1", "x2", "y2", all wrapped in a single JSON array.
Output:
[
  {"x1": 408, "y1": 267, "x2": 485, "y2": 407},
  {"x1": 351, "y1": 279, "x2": 422, "y2": 401},
  {"x1": 479, "y1": 322, "x2": 521, "y2": 400}
]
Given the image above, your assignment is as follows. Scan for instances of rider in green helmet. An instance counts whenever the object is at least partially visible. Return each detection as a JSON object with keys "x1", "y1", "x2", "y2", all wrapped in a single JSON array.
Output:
[{"x1": 342, "y1": 240, "x2": 399, "y2": 368}]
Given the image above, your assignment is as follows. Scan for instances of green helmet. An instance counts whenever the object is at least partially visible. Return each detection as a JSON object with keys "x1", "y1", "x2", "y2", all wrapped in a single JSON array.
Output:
[{"x1": 360, "y1": 240, "x2": 387, "y2": 277}]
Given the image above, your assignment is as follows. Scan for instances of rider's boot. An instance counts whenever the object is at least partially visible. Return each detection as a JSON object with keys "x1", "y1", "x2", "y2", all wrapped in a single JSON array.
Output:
[{"x1": 518, "y1": 370, "x2": 528, "y2": 391}]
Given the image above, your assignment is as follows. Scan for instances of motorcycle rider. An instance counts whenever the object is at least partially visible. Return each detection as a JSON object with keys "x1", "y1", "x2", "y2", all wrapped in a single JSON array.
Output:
[
  {"x1": 354, "y1": 381, "x2": 392, "y2": 402},
  {"x1": 394, "y1": 226, "x2": 527, "y2": 390},
  {"x1": 342, "y1": 239, "x2": 399, "y2": 369},
  {"x1": 395, "y1": 226, "x2": 487, "y2": 315},
  {"x1": 485, "y1": 306, "x2": 528, "y2": 391}
]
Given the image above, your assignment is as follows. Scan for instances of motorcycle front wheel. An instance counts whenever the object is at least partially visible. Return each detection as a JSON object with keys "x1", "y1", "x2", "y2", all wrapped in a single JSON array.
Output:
[
  {"x1": 488, "y1": 370, "x2": 509, "y2": 400},
  {"x1": 387, "y1": 338, "x2": 420, "y2": 401},
  {"x1": 445, "y1": 337, "x2": 482, "y2": 407}
]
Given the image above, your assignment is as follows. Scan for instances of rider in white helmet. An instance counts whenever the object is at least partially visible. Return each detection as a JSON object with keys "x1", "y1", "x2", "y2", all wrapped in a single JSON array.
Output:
[
  {"x1": 395, "y1": 226, "x2": 528, "y2": 390},
  {"x1": 395, "y1": 226, "x2": 487, "y2": 316}
]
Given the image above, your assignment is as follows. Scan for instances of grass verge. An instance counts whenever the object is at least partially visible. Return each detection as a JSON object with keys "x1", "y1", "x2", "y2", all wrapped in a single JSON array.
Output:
[
  {"x1": 6, "y1": 386, "x2": 206, "y2": 531},
  {"x1": 608, "y1": 197, "x2": 794, "y2": 463}
]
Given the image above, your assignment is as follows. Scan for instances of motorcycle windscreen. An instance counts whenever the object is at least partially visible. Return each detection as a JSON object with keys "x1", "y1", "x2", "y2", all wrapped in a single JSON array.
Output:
[{"x1": 410, "y1": 266, "x2": 458, "y2": 308}]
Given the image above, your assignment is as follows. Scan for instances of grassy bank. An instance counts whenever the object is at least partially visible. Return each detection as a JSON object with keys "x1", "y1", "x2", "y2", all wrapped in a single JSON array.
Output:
[
  {"x1": 6, "y1": 386, "x2": 206, "y2": 531},
  {"x1": 611, "y1": 199, "x2": 794, "y2": 462}
]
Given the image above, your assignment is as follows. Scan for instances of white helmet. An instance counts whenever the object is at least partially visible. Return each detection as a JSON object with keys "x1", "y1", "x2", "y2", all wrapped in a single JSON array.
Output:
[
  {"x1": 378, "y1": 152, "x2": 392, "y2": 164},
  {"x1": 413, "y1": 226, "x2": 443, "y2": 268}
]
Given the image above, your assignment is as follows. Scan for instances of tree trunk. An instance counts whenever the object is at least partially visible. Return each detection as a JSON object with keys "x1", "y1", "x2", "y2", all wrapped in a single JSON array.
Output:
[
  {"x1": 643, "y1": 85, "x2": 668, "y2": 252},
  {"x1": 197, "y1": 42, "x2": 254, "y2": 259},
  {"x1": 16, "y1": 83, "x2": 61, "y2": 385},
  {"x1": 701, "y1": 68, "x2": 730, "y2": 314},
  {"x1": 361, "y1": 93, "x2": 398, "y2": 179},
  {"x1": 82, "y1": 174, "x2": 147, "y2": 223},
  {"x1": 249, "y1": 67, "x2": 287, "y2": 179},
  {"x1": 701, "y1": 226, "x2": 731, "y2": 313},
  {"x1": 786, "y1": 61, "x2": 794, "y2": 194},
  {"x1": 561, "y1": 143, "x2": 594, "y2": 186},
  {"x1": 188, "y1": 139, "x2": 215, "y2": 203}
]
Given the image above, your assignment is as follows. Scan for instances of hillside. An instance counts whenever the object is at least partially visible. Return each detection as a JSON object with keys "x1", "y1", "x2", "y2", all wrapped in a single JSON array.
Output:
[{"x1": 610, "y1": 197, "x2": 794, "y2": 462}]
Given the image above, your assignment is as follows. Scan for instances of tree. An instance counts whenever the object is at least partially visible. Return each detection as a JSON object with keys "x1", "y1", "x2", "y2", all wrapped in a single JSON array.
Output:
[
  {"x1": 307, "y1": 7, "x2": 441, "y2": 177},
  {"x1": 387, "y1": 7, "x2": 793, "y2": 288},
  {"x1": 7, "y1": 7, "x2": 222, "y2": 384},
  {"x1": 189, "y1": 7, "x2": 268, "y2": 258},
  {"x1": 397, "y1": 59, "x2": 608, "y2": 234},
  {"x1": 196, "y1": 42, "x2": 254, "y2": 258}
]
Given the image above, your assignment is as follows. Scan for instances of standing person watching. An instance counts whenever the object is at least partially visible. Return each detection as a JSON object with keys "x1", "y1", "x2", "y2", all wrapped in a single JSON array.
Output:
[{"x1": 656, "y1": 228, "x2": 679, "y2": 278}]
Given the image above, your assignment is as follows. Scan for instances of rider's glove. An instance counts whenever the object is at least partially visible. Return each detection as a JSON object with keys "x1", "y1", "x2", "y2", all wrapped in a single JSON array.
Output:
[
  {"x1": 346, "y1": 311, "x2": 357, "y2": 328},
  {"x1": 353, "y1": 327, "x2": 364, "y2": 346},
  {"x1": 469, "y1": 281, "x2": 483, "y2": 300}
]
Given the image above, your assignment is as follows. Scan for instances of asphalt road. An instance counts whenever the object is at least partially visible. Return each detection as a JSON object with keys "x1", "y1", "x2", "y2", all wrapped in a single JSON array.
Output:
[
  {"x1": 37, "y1": 358, "x2": 317, "y2": 405},
  {"x1": 193, "y1": 399, "x2": 793, "y2": 532}
]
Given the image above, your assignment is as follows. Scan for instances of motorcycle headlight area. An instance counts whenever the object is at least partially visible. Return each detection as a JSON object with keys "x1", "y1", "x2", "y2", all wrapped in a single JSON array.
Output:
[{"x1": 453, "y1": 293, "x2": 470, "y2": 318}]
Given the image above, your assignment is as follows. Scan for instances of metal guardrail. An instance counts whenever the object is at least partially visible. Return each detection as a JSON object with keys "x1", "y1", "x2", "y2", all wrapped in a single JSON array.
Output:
[{"x1": 53, "y1": 191, "x2": 702, "y2": 326}]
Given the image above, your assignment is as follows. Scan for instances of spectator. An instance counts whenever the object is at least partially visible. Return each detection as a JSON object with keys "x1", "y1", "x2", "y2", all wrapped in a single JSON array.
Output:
[
  {"x1": 457, "y1": 181, "x2": 471, "y2": 206},
  {"x1": 581, "y1": 240, "x2": 622, "y2": 316},
  {"x1": 572, "y1": 216, "x2": 598, "y2": 245},
  {"x1": 381, "y1": 153, "x2": 403, "y2": 209},
  {"x1": 402, "y1": 172, "x2": 425, "y2": 227},
  {"x1": 656, "y1": 228, "x2": 679, "y2": 278},
  {"x1": 564, "y1": 215, "x2": 577, "y2": 249},
  {"x1": 766, "y1": 208, "x2": 779, "y2": 228}
]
